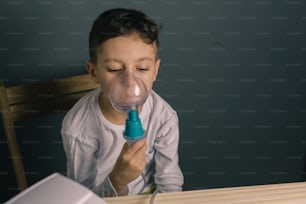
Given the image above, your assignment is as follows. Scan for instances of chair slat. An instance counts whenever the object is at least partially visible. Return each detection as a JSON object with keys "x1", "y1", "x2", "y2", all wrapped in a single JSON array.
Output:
[
  {"x1": 0, "y1": 82, "x2": 28, "y2": 190},
  {"x1": 10, "y1": 92, "x2": 89, "y2": 122},
  {"x1": 6, "y1": 74, "x2": 99, "y2": 105}
]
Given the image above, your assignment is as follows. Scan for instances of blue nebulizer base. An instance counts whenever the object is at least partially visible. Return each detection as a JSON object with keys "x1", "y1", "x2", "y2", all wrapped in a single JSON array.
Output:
[{"x1": 123, "y1": 109, "x2": 145, "y2": 141}]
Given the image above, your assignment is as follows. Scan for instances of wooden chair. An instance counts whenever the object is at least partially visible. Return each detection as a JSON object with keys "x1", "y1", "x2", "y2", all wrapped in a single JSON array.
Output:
[{"x1": 0, "y1": 74, "x2": 99, "y2": 191}]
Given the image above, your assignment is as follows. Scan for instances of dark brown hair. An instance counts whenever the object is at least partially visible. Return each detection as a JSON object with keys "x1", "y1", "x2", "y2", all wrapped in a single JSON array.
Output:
[{"x1": 89, "y1": 8, "x2": 160, "y2": 63}]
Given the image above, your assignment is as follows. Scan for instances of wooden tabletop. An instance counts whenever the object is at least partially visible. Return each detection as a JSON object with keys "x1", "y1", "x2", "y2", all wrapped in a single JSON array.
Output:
[{"x1": 104, "y1": 181, "x2": 306, "y2": 204}]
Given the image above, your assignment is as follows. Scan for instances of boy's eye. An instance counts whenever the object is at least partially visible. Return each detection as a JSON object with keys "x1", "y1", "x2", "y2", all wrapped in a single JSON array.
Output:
[
  {"x1": 107, "y1": 68, "x2": 122, "y2": 72},
  {"x1": 137, "y1": 67, "x2": 149, "y2": 71}
]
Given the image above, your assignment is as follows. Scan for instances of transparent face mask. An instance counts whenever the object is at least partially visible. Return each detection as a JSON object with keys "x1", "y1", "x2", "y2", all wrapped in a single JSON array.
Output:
[
  {"x1": 108, "y1": 70, "x2": 148, "y2": 141},
  {"x1": 109, "y1": 70, "x2": 148, "y2": 112}
]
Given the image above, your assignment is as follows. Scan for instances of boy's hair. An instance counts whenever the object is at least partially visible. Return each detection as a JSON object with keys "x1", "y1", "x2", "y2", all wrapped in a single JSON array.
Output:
[{"x1": 89, "y1": 8, "x2": 160, "y2": 63}]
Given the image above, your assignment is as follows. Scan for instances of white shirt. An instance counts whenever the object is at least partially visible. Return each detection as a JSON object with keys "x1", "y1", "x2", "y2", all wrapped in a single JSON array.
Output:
[{"x1": 61, "y1": 88, "x2": 183, "y2": 197}]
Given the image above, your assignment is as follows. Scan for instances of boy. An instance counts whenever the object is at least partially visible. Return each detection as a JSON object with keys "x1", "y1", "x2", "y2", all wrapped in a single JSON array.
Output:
[{"x1": 61, "y1": 8, "x2": 184, "y2": 197}]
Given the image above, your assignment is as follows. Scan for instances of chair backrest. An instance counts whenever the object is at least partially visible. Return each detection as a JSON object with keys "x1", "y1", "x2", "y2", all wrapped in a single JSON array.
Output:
[{"x1": 0, "y1": 74, "x2": 99, "y2": 191}]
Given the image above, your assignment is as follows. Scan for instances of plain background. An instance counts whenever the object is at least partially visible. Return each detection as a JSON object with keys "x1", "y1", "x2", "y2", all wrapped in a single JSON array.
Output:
[{"x1": 1, "y1": 0, "x2": 306, "y2": 202}]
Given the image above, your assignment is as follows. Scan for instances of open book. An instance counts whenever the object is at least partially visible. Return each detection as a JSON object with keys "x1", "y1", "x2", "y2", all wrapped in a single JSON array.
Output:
[{"x1": 5, "y1": 173, "x2": 107, "y2": 204}]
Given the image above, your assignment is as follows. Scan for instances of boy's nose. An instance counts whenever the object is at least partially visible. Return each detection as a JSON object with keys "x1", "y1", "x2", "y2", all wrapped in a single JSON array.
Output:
[{"x1": 120, "y1": 69, "x2": 136, "y2": 87}]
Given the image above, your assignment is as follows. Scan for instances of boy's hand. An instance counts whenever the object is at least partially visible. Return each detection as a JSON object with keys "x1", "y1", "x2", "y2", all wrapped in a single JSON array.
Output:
[{"x1": 109, "y1": 138, "x2": 147, "y2": 195}]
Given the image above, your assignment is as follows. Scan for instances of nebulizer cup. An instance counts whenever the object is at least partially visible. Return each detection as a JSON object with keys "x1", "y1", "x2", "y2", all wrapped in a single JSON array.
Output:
[{"x1": 108, "y1": 70, "x2": 148, "y2": 142}]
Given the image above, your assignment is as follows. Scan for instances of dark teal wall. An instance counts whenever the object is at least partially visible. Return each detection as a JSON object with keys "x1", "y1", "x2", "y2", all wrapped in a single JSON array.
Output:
[{"x1": 1, "y1": 0, "x2": 306, "y2": 202}]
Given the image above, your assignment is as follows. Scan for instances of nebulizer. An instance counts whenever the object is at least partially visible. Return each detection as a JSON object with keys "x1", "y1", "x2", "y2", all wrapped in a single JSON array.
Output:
[
  {"x1": 108, "y1": 69, "x2": 148, "y2": 143},
  {"x1": 108, "y1": 70, "x2": 158, "y2": 203}
]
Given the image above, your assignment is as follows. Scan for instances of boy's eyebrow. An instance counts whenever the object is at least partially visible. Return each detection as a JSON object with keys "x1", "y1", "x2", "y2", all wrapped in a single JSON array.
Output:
[
  {"x1": 103, "y1": 58, "x2": 123, "y2": 63},
  {"x1": 103, "y1": 57, "x2": 154, "y2": 63},
  {"x1": 136, "y1": 57, "x2": 154, "y2": 62}
]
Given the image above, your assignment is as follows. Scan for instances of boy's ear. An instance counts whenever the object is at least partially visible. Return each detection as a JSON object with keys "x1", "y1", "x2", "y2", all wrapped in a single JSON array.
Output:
[
  {"x1": 153, "y1": 58, "x2": 161, "y2": 81},
  {"x1": 86, "y1": 60, "x2": 99, "y2": 83}
]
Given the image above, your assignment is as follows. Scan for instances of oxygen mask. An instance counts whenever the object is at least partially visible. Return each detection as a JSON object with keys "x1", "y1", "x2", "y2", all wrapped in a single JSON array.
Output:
[{"x1": 108, "y1": 70, "x2": 148, "y2": 141}]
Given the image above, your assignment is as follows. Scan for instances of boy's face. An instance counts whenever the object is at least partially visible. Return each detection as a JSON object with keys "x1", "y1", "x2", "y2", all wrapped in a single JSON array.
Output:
[{"x1": 87, "y1": 32, "x2": 160, "y2": 106}]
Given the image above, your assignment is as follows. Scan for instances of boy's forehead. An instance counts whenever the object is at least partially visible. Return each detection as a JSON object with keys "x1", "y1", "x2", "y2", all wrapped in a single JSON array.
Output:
[
  {"x1": 96, "y1": 34, "x2": 158, "y2": 61},
  {"x1": 96, "y1": 50, "x2": 158, "y2": 63},
  {"x1": 101, "y1": 34, "x2": 157, "y2": 47}
]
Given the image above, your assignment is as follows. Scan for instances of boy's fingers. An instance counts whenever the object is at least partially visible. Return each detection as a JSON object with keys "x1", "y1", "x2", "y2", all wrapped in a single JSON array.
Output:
[
  {"x1": 126, "y1": 139, "x2": 146, "y2": 153},
  {"x1": 133, "y1": 143, "x2": 147, "y2": 159}
]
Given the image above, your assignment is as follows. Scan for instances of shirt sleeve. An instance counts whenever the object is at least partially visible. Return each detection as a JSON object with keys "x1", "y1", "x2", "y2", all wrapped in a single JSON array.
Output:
[
  {"x1": 61, "y1": 132, "x2": 119, "y2": 197},
  {"x1": 94, "y1": 176, "x2": 126, "y2": 197},
  {"x1": 153, "y1": 112, "x2": 184, "y2": 192}
]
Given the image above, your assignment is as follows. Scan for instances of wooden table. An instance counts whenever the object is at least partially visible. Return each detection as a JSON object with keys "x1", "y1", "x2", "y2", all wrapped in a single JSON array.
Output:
[{"x1": 104, "y1": 181, "x2": 306, "y2": 204}]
